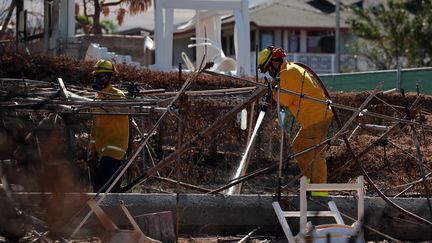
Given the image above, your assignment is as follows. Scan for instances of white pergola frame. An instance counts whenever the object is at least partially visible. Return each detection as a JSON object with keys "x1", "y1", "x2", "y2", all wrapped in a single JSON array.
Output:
[
  {"x1": 154, "y1": 0, "x2": 251, "y2": 76},
  {"x1": 42, "y1": 0, "x2": 75, "y2": 53}
]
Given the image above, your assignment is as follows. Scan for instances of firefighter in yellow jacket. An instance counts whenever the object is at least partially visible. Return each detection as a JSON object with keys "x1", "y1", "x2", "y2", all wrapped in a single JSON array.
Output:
[
  {"x1": 89, "y1": 59, "x2": 129, "y2": 192},
  {"x1": 258, "y1": 46, "x2": 333, "y2": 193}
]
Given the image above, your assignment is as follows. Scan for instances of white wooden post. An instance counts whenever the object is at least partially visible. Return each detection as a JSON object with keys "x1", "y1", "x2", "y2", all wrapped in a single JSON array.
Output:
[
  {"x1": 300, "y1": 30, "x2": 307, "y2": 53},
  {"x1": 235, "y1": 0, "x2": 251, "y2": 76},
  {"x1": 154, "y1": 0, "x2": 165, "y2": 70},
  {"x1": 164, "y1": 8, "x2": 174, "y2": 69},
  {"x1": 283, "y1": 30, "x2": 289, "y2": 51},
  {"x1": 300, "y1": 176, "x2": 307, "y2": 235},
  {"x1": 59, "y1": 0, "x2": 75, "y2": 40},
  {"x1": 357, "y1": 176, "x2": 364, "y2": 223}
]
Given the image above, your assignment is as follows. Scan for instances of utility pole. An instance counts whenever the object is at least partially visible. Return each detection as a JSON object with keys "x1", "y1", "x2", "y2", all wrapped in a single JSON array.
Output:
[{"x1": 335, "y1": 0, "x2": 340, "y2": 73}]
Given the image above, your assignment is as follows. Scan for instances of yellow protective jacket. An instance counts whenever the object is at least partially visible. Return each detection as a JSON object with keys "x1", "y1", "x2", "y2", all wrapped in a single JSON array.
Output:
[
  {"x1": 272, "y1": 61, "x2": 333, "y2": 127},
  {"x1": 90, "y1": 84, "x2": 129, "y2": 160}
]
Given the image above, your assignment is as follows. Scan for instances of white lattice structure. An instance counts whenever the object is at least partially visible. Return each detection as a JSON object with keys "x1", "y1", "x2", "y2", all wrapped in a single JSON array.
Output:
[{"x1": 153, "y1": 0, "x2": 251, "y2": 76}]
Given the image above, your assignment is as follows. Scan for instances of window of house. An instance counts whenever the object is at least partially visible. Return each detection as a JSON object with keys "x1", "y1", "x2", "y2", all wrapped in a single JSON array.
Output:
[
  {"x1": 307, "y1": 31, "x2": 335, "y2": 53},
  {"x1": 222, "y1": 32, "x2": 235, "y2": 56},
  {"x1": 222, "y1": 34, "x2": 228, "y2": 55},
  {"x1": 319, "y1": 34, "x2": 335, "y2": 53},
  {"x1": 228, "y1": 35, "x2": 235, "y2": 56},
  {"x1": 289, "y1": 31, "x2": 299, "y2": 52},
  {"x1": 250, "y1": 30, "x2": 256, "y2": 51},
  {"x1": 260, "y1": 30, "x2": 273, "y2": 49},
  {"x1": 308, "y1": 31, "x2": 321, "y2": 53}
]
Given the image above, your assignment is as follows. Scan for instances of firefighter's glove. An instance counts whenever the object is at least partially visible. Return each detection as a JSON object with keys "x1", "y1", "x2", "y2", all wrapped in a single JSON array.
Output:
[
  {"x1": 127, "y1": 81, "x2": 140, "y2": 97},
  {"x1": 264, "y1": 77, "x2": 273, "y2": 103}
]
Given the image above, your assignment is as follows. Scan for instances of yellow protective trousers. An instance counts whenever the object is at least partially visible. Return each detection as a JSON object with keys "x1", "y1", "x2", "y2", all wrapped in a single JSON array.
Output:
[{"x1": 291, "y1": 118, "x2": 332, "y2": 184}]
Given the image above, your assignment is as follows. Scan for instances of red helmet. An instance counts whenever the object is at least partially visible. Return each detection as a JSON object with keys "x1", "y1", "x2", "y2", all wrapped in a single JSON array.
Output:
[
  {"x1": 257, "y1": 46, "x2": 287, "y2": 72},
  {"x1": 271, "y1": 47, "x2": 287, "y2": 59}
]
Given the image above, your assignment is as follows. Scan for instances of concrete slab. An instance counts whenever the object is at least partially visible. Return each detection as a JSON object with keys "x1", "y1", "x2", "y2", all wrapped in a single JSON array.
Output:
[{"x1": 11, "y1": 193, "x2": 432, "y2": 241}]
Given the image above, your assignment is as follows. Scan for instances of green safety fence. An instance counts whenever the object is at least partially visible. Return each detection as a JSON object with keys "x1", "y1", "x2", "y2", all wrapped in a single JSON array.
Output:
[{"x1": 319, "y1": 67, "x2": 432, "y2": 94}]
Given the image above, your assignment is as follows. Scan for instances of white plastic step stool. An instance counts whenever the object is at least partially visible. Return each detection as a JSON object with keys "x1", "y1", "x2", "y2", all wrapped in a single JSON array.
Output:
[{"x1": 273, "y1": 176, "x2": 365, "y2": 243}]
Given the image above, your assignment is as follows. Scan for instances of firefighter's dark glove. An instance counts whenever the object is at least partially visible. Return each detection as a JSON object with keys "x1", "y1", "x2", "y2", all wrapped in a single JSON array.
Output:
[
  {"x1": 127, "y1": 81, "x2": 140, "y2": 97},
  {"x1": 264, "y1": 77, "x2": 273, "y2": 103}
]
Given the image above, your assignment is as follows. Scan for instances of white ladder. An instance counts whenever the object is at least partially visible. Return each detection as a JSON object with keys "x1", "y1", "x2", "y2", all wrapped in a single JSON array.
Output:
[{"x1": 273, "y1": 176, "x2": 365, "y2": 243}]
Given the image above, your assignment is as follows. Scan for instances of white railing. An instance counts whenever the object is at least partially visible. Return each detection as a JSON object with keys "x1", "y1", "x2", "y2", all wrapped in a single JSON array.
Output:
[
  {"x1": 249, "y1": 52, "x2": 356, "y2": 75},
  {"x1": 85, "y1": 43, "x2": 141, "y2": 68}
]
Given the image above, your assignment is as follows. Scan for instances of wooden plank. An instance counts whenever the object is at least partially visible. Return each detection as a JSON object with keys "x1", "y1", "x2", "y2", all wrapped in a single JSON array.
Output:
[
  {"x1": 135, "y1": 211, "x2": 175, "y2": 243},
  {"x1": 119, "y1": 202, "x2": 161, "y2": 243},
  {"x1": 87, "y1": 200, "x2": 118, "y2": 233}
]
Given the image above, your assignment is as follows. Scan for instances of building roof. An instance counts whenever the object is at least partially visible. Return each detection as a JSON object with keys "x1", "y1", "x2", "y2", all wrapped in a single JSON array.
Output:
[
  {"x1": 224, "y1": 0, "x2": 356, "y2": 29},
  {"x1": 116, "y1": 27, "x2": 152, "y2": 36}
]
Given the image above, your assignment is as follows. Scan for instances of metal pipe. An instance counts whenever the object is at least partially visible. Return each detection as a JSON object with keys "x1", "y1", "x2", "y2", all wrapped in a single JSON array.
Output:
[
  {"x1": 277, "y1": 85, "x2": 283, "y2": 202},
  {"x1": 121, "y1": 87, "x2": 268, "y2": 193},
  {"x1": 237, "y1": 227, "x2": 260, "y2": 243},
  {"x1": 150, "y1": 176, "x2": 211, "y2": 193},
  {"x1": 295, "y1": 62, "x2": 432, "y2": 226},
  {"x1": 401, "y1": 89, "x2": 432, "y2": 215},
  {"x1": 202, "y1": 70, "x2": 432, "y2": 130},
  {"x1": 208, "y1": 134, "x2": 339, "y2": 194}
]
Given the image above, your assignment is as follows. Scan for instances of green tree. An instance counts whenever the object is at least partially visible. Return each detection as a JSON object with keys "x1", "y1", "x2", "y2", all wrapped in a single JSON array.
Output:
[
  {"x1": 76, "y1": 0, "x2": 151, "y2": 35},
  {"x1": 76, "y1": 15, "x2": 92, "y2": 34},
  {"x1": 76, "y1": 14, "x2": 117, "y2": 34},
  {"x1": 410, "y1": 0, "x2": 432, "y2": 66},
  {"x1": 347, "y1": 0, "x2": 411, "y2": 70},
  {"x1": 101, "y1": 19, "x2": 118, "y2": 34}
]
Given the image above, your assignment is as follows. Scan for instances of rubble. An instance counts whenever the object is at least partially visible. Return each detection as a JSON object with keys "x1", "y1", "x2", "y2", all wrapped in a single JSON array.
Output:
[{"x1": 1, "y1": 52, "x2": 432, "y2": 242}]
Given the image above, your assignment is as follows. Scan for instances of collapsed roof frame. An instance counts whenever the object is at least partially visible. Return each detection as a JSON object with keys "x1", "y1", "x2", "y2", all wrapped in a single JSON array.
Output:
[{"x1": 1, "y1": 62, "x2": 432, "y2": 239}]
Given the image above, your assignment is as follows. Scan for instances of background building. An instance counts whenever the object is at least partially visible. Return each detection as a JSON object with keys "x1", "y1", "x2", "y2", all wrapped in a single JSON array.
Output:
[
  {"x1": 166, "y1": 0, "x2": 359, "y2": 74},
  {"x1": 18, "y1": 0, "x2": 364, "y2": 74}
]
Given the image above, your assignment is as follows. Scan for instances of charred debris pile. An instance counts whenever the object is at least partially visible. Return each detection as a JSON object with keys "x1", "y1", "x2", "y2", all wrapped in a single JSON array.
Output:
[{"x1": 1, "y1": 52, "x2": 432, "y2": 196}]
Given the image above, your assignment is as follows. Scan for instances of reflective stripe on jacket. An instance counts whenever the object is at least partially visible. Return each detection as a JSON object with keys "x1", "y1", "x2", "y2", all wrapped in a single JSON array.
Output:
[
  {"x1": 90, "y1": 84, "x2": 129, "y2": 160},
  {"x1": 272, "y1": 61, "x2": 333, "y2": 128}
]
